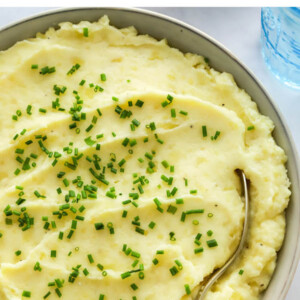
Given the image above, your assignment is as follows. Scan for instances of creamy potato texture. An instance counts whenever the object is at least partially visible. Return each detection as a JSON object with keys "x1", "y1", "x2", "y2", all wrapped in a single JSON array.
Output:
[{"x1": 0, "y1": 16, "x2": 290, "y2": 300}]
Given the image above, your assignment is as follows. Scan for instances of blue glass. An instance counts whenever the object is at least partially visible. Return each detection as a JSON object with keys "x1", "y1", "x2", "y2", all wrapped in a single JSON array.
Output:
[{"x1": 261, "y1": 7, "x2": 300, "y2": 89}]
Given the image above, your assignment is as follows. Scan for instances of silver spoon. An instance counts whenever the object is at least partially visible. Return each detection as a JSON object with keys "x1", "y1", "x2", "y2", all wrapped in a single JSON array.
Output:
[{"x1": 196, "y1": 170, "x2": 249, "y2": 300}]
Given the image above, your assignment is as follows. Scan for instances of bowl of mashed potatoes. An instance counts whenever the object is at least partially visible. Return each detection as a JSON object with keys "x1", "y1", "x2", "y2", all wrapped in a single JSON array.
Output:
[{"x1": 0, "y1": 7, "x2": 299, "y2": 300}]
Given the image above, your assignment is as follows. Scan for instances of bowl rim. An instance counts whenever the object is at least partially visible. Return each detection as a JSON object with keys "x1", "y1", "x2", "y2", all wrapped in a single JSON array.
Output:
[{"x1": 0, "y1": 6, "x2": 299, "y2": 299}]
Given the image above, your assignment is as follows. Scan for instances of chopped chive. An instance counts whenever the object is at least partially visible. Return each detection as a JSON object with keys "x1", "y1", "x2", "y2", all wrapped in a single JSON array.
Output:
[
  {"x1": 26, "y1": 104, "x2": 32, "y2": 115},
  {"x1": 122, "y1": 200, "x2": 131, "y2": 205},
  {"x1": 195, "y1": 233, "x2": 202, "y2": 240},
  {"x1": 87, "y1": 254, "x2": 94, "y2": 264},
  {"x1": 50, "y1": 250, "x2": 56, "y2": 258},
  {"x1": 175, "y1": 260, "x2": 183, "y2": 269},
  {"x1": 22, "y1": 291, "x2": 31, "y2": 298},
  {"x1": 69, "y1": 122, "x2": 77, "y2": 129},
  {"x1": 132, "y1": 119, "x2": 140, "y2": 127},
  {"x1": 130, "y1": 283, "x2": 138, "y2": 291},
  {"x1": 169, "y1": 266, "x2": 179, "y2": 276},
  {"x1": 176, "y1": 198, "x2": 184, "y2": 204},
  {"x1": 15, "y1": 148, "x2": 24, "y2": 154},
  {"x1": 58, "y1": 232, "x2": 63, "y2": 240},
  {"x1": 148, "y1": 221, "x2": 156, "y2": 229},
  {"x1": 118, "y1": 158, "x2": 126, "y2": 167},
  {"x1": 132, "y1": 260, "x2": 139, "y2": 268},
  {"x1": 207, "y1": 230, "x2": 213, "y2": 237},
  {"x1": 149, "y1": 122, "x2": 156, "y2": 131},
  {"x1": 202, "y1": 125, "x2": 207, "y2": 137},
  {"x1": 213, "y1": 131, "x2": 221, "y2": 140},
  {"x1": 181, "y1": 212, "x2": 186, "y2": 222},
  {"x1": 67, "y1": 230, "x2": 74, "y2": 239},
  {"x1": 79, "y1": 79, "x2": 86, "y2": 86},
  {"x1": 63, "y1": 178, "x2": 69, "y2": 187},
  {"x1": 84, "y1": 136, "x2": 96, "y2": 146},
  {"x1": 67, "y1": 63, "x2": 80, "y2": 75},
  {"x1": 78, "y1": 205, "x2": 85, "y2": 213},
  {"x1": 239, "y1": 269, "x2": 244, "y2": 275},
  {"x1": 161, "y1": 101, "x2": 169, "y2": 107},
  {"x1": 43, "y1": 292, "x2": 51, "y2": 299},
  {"x1": 83, "y1": 27, "x2": 89, "y2": 37},
  {"x1": 135, "y1": 227, "x2": 145, "y2": 235},
  {"x1": 139, "y1": 271, "x2": 144, "y2": 279},
  {"x1": 121, "y1": 137, "x2": 130, "y2": 147},
  {"x1": 207, "y1": 239, "x2": 218, "y2": 248},
  {"x1": 86, "y1": 124, "x2": 94, "y2": 132},
  {"x1": 100, "y1": 73, "x2": 106, "y2": 81},
  {"x1": 145, "y1": 152, "x2": 153, "y2": 160},
  {"x1": 184, "y1": 284, "x2": 191, "y2": 295},
  {"x1": 161, "y1": 160, "x2": 169, "y2": 169},
  {"x1": 83, "y1": 267, "x2": 89, "y2": 275},
  {"x1": 171, "y1": 108, "x2": 176, "y2": 118},
  {"x1": 247, "y1": 125, "x2": 255, "y2": 131},
  {"x1": 121, "y1": 272, "x2": 131, "y2": 279},
  {"x1": 71, "y1": 220, "x2": 77, "y2": 230},
  {"x1": 179, "y1": 110, "x2": 188, "y2": 116},
  {"x1": 135, "y1": 99, "x2": 144, "y2": 107},
  {"x1": 194, "y1": 247, "x2": 204, "y2": 254},
  {"x1": 167, "y1": 94, "x2": 173, "y2": 101},
  {"x1": 94, "y1": 222, "x2": 104, "y2": 230},
  {"x1": 131, "y1": 251, "x2": 141, "y2": 258},
  {"x1": 129, "y1": 139, "x2": 136, "y2": 146},
  {"x1": 167, "y1": 205, "x2": 177, "y2": 215},
  {"x1": 186, "y1": 209, "x2": 204, "y2": 214}
]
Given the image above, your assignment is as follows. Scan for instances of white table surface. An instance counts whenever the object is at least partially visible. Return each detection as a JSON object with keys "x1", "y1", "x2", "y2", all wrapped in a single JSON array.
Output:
[{"x1": 0, "y1": 7, "x2": 299, "y2": 300}]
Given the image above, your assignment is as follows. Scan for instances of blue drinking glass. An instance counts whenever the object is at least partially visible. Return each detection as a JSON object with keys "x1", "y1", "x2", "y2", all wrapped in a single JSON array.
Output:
[{"x1": 261, "y1": 7, "x2": 300, "y2": 89}]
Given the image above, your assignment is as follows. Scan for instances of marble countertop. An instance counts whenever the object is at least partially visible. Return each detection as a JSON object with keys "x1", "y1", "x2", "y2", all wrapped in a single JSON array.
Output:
[{"x1": 0, "y1": 7, "x2": 299, "y2": 300}]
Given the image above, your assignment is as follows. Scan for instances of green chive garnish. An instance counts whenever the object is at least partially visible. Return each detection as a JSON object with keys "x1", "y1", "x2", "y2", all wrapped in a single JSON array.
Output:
[
  {"x1": 83, "y1": 28, "x2": 89, "y2": 37},
  {"x1": 194, "y1": 247, "x2": 204, "y2": 254},
  {"x1": 100, "y1": 73, "x2": 106, "y2": 81},
  {"x1": 202, "y1": 125, "x2": 207, "y2": 137},
  {"x1": 22, "y1": 291, "x2": 31, "y2": 298},
  {"x1": 207, "y1": 239, "x2": 218, "y2": 248},
  {"x1": 184, "y1": 284, "x2": 191, "y2": 295},
  {"x1": 87, "y1": 254, "x2": 94, "y2": 264}
]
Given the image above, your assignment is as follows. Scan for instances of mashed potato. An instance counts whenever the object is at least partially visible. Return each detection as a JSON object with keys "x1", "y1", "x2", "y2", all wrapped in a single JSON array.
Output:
[{"x1": 0, "y1": 16, "x2": 290, "y2": 300}]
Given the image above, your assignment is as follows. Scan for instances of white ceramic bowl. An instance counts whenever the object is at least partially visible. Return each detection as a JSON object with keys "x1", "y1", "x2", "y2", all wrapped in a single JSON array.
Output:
[{"x1": 0, "y1": 7, "x2": 299, "y2": 300}]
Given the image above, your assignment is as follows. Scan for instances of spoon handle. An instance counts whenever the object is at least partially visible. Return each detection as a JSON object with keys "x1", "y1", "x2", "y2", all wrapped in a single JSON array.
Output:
[{"x1": 196, "y1": 170, "x2": 249, "y2": 300}]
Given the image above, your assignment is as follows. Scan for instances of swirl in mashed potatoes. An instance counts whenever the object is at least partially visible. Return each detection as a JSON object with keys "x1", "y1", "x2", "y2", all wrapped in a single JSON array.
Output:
[{"x1": 0, "y1": 16, "x2": 290, "y2": 300}]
